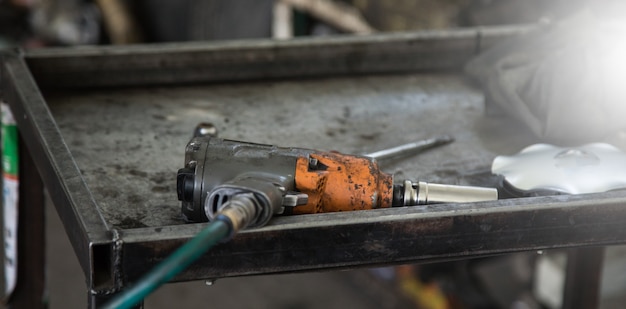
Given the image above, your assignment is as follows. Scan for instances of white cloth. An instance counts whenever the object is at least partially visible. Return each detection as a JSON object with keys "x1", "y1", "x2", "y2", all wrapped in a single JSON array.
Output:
[{"x1": 466, "y1": 10, "x2": 626, "y2": 144}]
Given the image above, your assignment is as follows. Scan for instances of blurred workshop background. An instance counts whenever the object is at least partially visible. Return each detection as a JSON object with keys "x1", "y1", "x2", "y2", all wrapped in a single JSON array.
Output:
[
  {"x1": 2, "y1": 0, "x2": 626, "y2": 308},
  {"x1": 0, "y1": 0, "x2": 588, "y2": 48}
]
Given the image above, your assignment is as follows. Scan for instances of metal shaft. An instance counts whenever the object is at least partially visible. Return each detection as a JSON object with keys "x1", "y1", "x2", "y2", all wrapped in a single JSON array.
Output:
[
  {"x1": 401, "y1": 180, "x2": 498, "y2": 205},
  {"x1": 365, "y1": 135, "x2": 454, "y2": 161}
]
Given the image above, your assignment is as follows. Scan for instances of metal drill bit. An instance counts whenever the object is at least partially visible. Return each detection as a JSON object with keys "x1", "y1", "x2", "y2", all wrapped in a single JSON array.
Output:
[{"x1": 365, "y1": 135, "x2": 454, "y2": 161}]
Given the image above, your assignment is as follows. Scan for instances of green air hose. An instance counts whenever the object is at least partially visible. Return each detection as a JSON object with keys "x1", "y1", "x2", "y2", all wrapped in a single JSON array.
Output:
[{"x1": 102, "y1": 219, "x2": 231, "y2": 309}]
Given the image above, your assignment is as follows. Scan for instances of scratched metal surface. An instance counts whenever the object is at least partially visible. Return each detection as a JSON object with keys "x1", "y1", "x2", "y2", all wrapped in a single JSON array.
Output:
[{"x1": 45, "y1": 73, "x2": 539, "y2": 229}]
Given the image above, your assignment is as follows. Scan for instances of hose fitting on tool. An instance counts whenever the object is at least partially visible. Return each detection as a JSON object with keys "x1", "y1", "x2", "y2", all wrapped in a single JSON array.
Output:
[{"x1": 214, "y1": 193, "x2": 261, "y2": 238}]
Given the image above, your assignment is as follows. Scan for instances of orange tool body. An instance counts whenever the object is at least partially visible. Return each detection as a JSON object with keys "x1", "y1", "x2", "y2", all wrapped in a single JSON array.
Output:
[{"x1": 294, "y1": 152, "x2": 394, "y2": 214}]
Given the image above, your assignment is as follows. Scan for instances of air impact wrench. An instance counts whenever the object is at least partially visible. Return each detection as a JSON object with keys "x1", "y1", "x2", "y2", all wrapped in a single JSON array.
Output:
[{"x1": 177, "y1": 135, "x2": 497, "y2": 229}]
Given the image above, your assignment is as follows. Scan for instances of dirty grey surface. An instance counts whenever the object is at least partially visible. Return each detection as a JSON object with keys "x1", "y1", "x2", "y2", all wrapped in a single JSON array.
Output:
[
  {"x1": 44, "y1": 73, "x2": 626, "y2": 308},
  {"x1": 46, "y1": 73, "x2": 540, "y2": 229}
]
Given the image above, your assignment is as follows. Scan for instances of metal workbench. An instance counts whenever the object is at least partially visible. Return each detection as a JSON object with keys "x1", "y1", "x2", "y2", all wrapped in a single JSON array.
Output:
[{"x1": 2, "y1": 25, "x2": 625, "y2": 308}]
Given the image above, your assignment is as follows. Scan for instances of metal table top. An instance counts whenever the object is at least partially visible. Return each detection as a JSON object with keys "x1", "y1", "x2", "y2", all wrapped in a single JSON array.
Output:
[
  {"x1": 2, "y1": 25, "x2": 626, "y2": 299},
  {"x1": 46, "y1": 73, "x2": 526, "y2": 229}
]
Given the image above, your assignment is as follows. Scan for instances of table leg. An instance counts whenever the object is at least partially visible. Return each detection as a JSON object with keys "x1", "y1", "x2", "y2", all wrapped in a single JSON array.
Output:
[{"x1": 562, "y1": 247, "x2": 605, "y2": 309}]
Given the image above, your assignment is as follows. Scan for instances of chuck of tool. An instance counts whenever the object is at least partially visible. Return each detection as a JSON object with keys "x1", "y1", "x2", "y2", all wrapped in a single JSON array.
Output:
[{"x1": 392, "y1": 180, "x2": 498, "y2": 206}]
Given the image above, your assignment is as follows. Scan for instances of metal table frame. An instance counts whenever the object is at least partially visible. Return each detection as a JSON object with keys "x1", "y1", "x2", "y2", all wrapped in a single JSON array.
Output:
[{"x1": 1, "y1": 25, "x2": 622, "y2": 308}]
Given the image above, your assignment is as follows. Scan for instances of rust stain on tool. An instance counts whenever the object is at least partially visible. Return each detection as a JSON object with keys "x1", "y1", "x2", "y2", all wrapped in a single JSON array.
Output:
[{"x1": 294, "y1": 152, "x2": 393, "y2": 214}]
